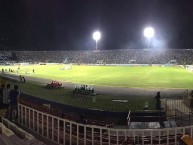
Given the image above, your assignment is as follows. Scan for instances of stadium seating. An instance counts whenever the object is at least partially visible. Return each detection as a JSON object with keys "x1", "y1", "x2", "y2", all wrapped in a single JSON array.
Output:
[{"x1": 10, "y1": 49, "x2": 193, "y2": 65}]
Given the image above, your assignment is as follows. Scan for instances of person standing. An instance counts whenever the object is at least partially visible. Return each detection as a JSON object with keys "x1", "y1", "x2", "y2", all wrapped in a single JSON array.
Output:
[
  {"x1": 3, "y1": 84, "x2": 11, "y2": 117},
  {"x1": 155, "y1": 92, "x2": 161, "y2": 110},
  {"x1": 0, "y1": 85, "x2": 5, "y2": 108},
  {"x1": 9, "y1": 85, "x2": 20, "y2": 122}
]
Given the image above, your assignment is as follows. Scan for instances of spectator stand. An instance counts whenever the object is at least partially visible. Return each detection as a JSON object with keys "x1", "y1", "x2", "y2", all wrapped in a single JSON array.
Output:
[
  {"x1": 72, "y1": 84, "x2": 98, "y2": 97},
  {"x1": 46, "y1": 80, "x2": 62, "y2": 89}
]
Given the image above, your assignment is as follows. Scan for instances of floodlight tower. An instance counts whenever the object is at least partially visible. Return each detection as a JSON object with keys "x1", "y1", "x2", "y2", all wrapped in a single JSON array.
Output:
[
  {"x1": 144, "y1": 27, "x2": 155, "y2": 48},
  {"x1": 92, "y1": 31, "x2": 101, "y2": 50}
]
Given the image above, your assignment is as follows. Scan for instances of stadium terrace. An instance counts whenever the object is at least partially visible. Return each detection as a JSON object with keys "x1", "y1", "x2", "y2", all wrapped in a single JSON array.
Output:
[{"x1": 0, "y1": 48, "x2": 193, "y2": 65}]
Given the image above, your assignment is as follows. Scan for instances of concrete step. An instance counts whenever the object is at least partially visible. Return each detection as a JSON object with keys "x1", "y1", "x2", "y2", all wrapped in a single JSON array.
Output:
[
  {"x1": 0, "y1": 134, "x2": 7, "y2": 145},
  {"x1": 2, "y1": 118, "x2": 35, "y2": 140},
  {"x1": 0, "y1": 134, "x2": 17, "y2": 145},
  {"x1": 23, "y1": 138, "x2": 45, "y2": 145},
  {"x1": 0, "y1": 123, "x2": 14, "y2": 137},
  {"x1": 9, "y1": 135, "x2": 30, "y2": 145},
  {"x1": 28, "y1": 139, "x2": 45, "y2": 145}
]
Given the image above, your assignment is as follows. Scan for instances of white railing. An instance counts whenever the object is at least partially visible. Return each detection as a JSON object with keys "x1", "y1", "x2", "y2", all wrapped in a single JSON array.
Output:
[{"x1": 18, "y1": 103, "x2": 193, "y2": 145}]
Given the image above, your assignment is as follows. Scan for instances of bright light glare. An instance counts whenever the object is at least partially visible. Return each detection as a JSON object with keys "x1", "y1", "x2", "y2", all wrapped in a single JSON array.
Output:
[
  {"x1": 144, "y1": 27, "x2": 155, "y2": 39},
  {"x1": 93, "y1": 31, "x2": 101, "y2": 41}
]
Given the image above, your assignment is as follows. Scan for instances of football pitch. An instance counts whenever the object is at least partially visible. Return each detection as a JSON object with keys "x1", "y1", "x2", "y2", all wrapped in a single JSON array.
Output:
[
  {"x1": 0, "y1": 64, "x2": 191, "y2": 112},
  {"x1": 2, "y1": 64, "x2": 193, "y2": 89}
]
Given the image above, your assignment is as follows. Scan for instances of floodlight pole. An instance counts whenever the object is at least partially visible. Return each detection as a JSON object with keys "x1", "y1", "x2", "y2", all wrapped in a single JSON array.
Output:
[
  {"x1": 146, "y1": 38, "x2": 151, "y2": 48},
  {"x1": 95, "y1": 40, "x2": 98, "y2": 50},
  {"x1": 147, "y1": 38, "x2": 150, "y2": 48}
]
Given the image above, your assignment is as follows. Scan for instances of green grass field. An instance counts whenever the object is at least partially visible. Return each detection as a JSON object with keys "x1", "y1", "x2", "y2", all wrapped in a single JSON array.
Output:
[
  {"x1": 0, "y1": 64, "x2": 190, "y2": 112},
  {"x1": 2, "y1": 64, "x2": 193, "y2": 88}
]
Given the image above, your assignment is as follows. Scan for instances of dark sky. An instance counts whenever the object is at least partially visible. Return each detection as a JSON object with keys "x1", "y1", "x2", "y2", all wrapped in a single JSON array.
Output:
[{"x1": 0, "y1": 0, "x2": 193, "y2": 50}]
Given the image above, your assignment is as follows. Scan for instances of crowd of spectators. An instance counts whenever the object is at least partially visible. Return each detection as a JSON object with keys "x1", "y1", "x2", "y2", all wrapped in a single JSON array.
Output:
[
  {"x1": 0, "y1": 51, "x2": 13, "y2": 61},
  {"x1": 2, "y1": 49, "x2": 193, "y2": 65}
]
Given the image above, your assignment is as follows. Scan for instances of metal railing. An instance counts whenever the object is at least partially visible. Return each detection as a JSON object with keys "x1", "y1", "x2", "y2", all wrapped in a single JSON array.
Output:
[{"x1": 18, "y1": 103, "x2": 193, "y2": 145}]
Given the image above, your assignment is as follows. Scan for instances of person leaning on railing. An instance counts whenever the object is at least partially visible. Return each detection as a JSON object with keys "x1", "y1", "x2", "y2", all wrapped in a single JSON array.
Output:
[{"x1": 9, "y1": 85, "x2": 20, "y2": 122}]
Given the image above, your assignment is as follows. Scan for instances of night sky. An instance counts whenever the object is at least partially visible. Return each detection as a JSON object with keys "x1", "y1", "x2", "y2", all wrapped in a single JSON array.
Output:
[{"x1": 0, "y1": 0, "x2": 193, "y2": 50}]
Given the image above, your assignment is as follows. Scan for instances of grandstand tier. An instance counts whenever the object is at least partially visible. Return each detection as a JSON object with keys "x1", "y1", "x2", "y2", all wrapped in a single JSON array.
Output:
[{"x1": 2, "y1": 49, "x2": 193, "y2": 64}]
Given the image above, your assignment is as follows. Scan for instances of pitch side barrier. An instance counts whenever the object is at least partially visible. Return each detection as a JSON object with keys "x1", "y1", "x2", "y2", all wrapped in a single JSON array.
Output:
[
  {"x1": 86, "y1": 64, "x2": 151, "y2": 66},
  {"x1": 186, "y1": 65, "x2": 193, "y2": 72},
  {"x1": 11, "y1": 62, "x2": 178, "y2": 67},
  {"x1": 86, "y1": 64, "x2": 177, "y2": 67},
  {"x1": 13, "y1": 62, "x2": 62, "y2": 65},
  {"x1": 19, "y1": 93, "x2": 128, "y2": 121},
  {"x1": 18, "y1": 103, "x2": 191, "y2": 145},
  {"x1": 0, "y1": 73, "x2": 20, "y2": 82}
]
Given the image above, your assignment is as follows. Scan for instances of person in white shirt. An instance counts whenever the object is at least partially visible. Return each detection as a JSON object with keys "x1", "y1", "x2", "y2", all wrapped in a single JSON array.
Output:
[{"x1": 3, "y1": 84, "x2": 11, "y2": 117}]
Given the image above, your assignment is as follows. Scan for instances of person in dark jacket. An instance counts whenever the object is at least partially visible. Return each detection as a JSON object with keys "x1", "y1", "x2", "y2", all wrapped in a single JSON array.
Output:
[
  {"x1": 9, "y1": 85, "x2": 20, "y2": 122},
  {"x1": 0, "y1": 85, "x2": 5, "y2": 108},
  {"x1": 155, "y1": 92, "x2": 161, "y2": 110}
]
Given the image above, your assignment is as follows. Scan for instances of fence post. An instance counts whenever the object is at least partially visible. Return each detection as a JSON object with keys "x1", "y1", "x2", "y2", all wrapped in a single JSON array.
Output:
[
  {"x1": 92, "y1": 127, "x2": 94, "y2": 145},
  {"x1": 42, "y1": 114, "x2": 43, "y2": 136},
  {"x1": 28, "y1": 108, "x2": 30, "y2": 129},
  {"x1": 47, "y1": 115, "x2": 48, "y2": 138},
  {"x1": 52, "y1": 117, "x2": 54, "y2": 140},
  {"x1": 25, "y1": 107, "x2": 27, "y2": 126},
  {"x1": 108, "y1": 129, "x2": 110, "y2": 145},
  {"x1": 76, "y1": 124, "x2": 78, "y2": 145},
  {"x1": 32, "y1": 110, "x2": 35, "y2": 131},
  {"x1": 21, "y1": 105, "x2": 23, "y2": 125},
  {"x1": 69, "y1": 122, "x2": 72, "y2": 145},
  {"x1": 84, "y1": 126, "x2": 86, "y2": 145},
  {"x1": 63, "y1": 120, "x2": 66, "y2": 145},
  {"x1": 37, "y1": 112, "x2": 39, "y2": 134},
  {"x1": 18, "y1": 104, "x2": 20, "y2": 124}
]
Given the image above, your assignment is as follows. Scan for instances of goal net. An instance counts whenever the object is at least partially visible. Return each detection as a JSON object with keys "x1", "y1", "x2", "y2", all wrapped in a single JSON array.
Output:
[
  {"x1": 129, "y1": 59, "x2": 136, "y2": 64},
  {"x1": 168, "y1": 59, "x2": 177, "y2": 64}
]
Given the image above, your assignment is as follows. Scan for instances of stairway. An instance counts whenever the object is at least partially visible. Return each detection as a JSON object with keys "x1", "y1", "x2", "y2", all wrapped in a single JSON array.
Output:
[{"x1": 0, "y1": 117, "x2": 46, "y2": 145}]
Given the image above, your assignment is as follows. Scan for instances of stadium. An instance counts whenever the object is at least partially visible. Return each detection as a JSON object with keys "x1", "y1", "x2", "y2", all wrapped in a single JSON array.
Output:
[{"x1": 0, "y1": 49, "x2": 193, "y2": 144}]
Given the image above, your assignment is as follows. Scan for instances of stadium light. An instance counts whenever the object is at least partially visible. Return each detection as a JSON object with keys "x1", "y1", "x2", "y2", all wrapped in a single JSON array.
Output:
[
  {"x1": 92, "y1": 31, "x2": 101, "y2": 50},
  {"x1": 144, "y1": 27, "x2": 155, "y2": 48}
]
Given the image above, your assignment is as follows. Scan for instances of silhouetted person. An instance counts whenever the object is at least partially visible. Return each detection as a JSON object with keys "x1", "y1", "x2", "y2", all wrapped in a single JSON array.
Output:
[
  {"x1": 22, "y1": 76, "x2": 26, "y2": 83},
  {"x1": 80, "y1": 115, "x2": 87, "y2": 124},
  {"x1": 19, "y1": 75, "x2": 22, "y2": 82},
  {"x1": 0, "y1": 85, "x2": 5, "y2": 108},
  {"x1": 155, "y1": 92, "x2": 161, "y2": 110},
  {"x1": 9, "y1": 85, "x2": 20, "y2": 122}
]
